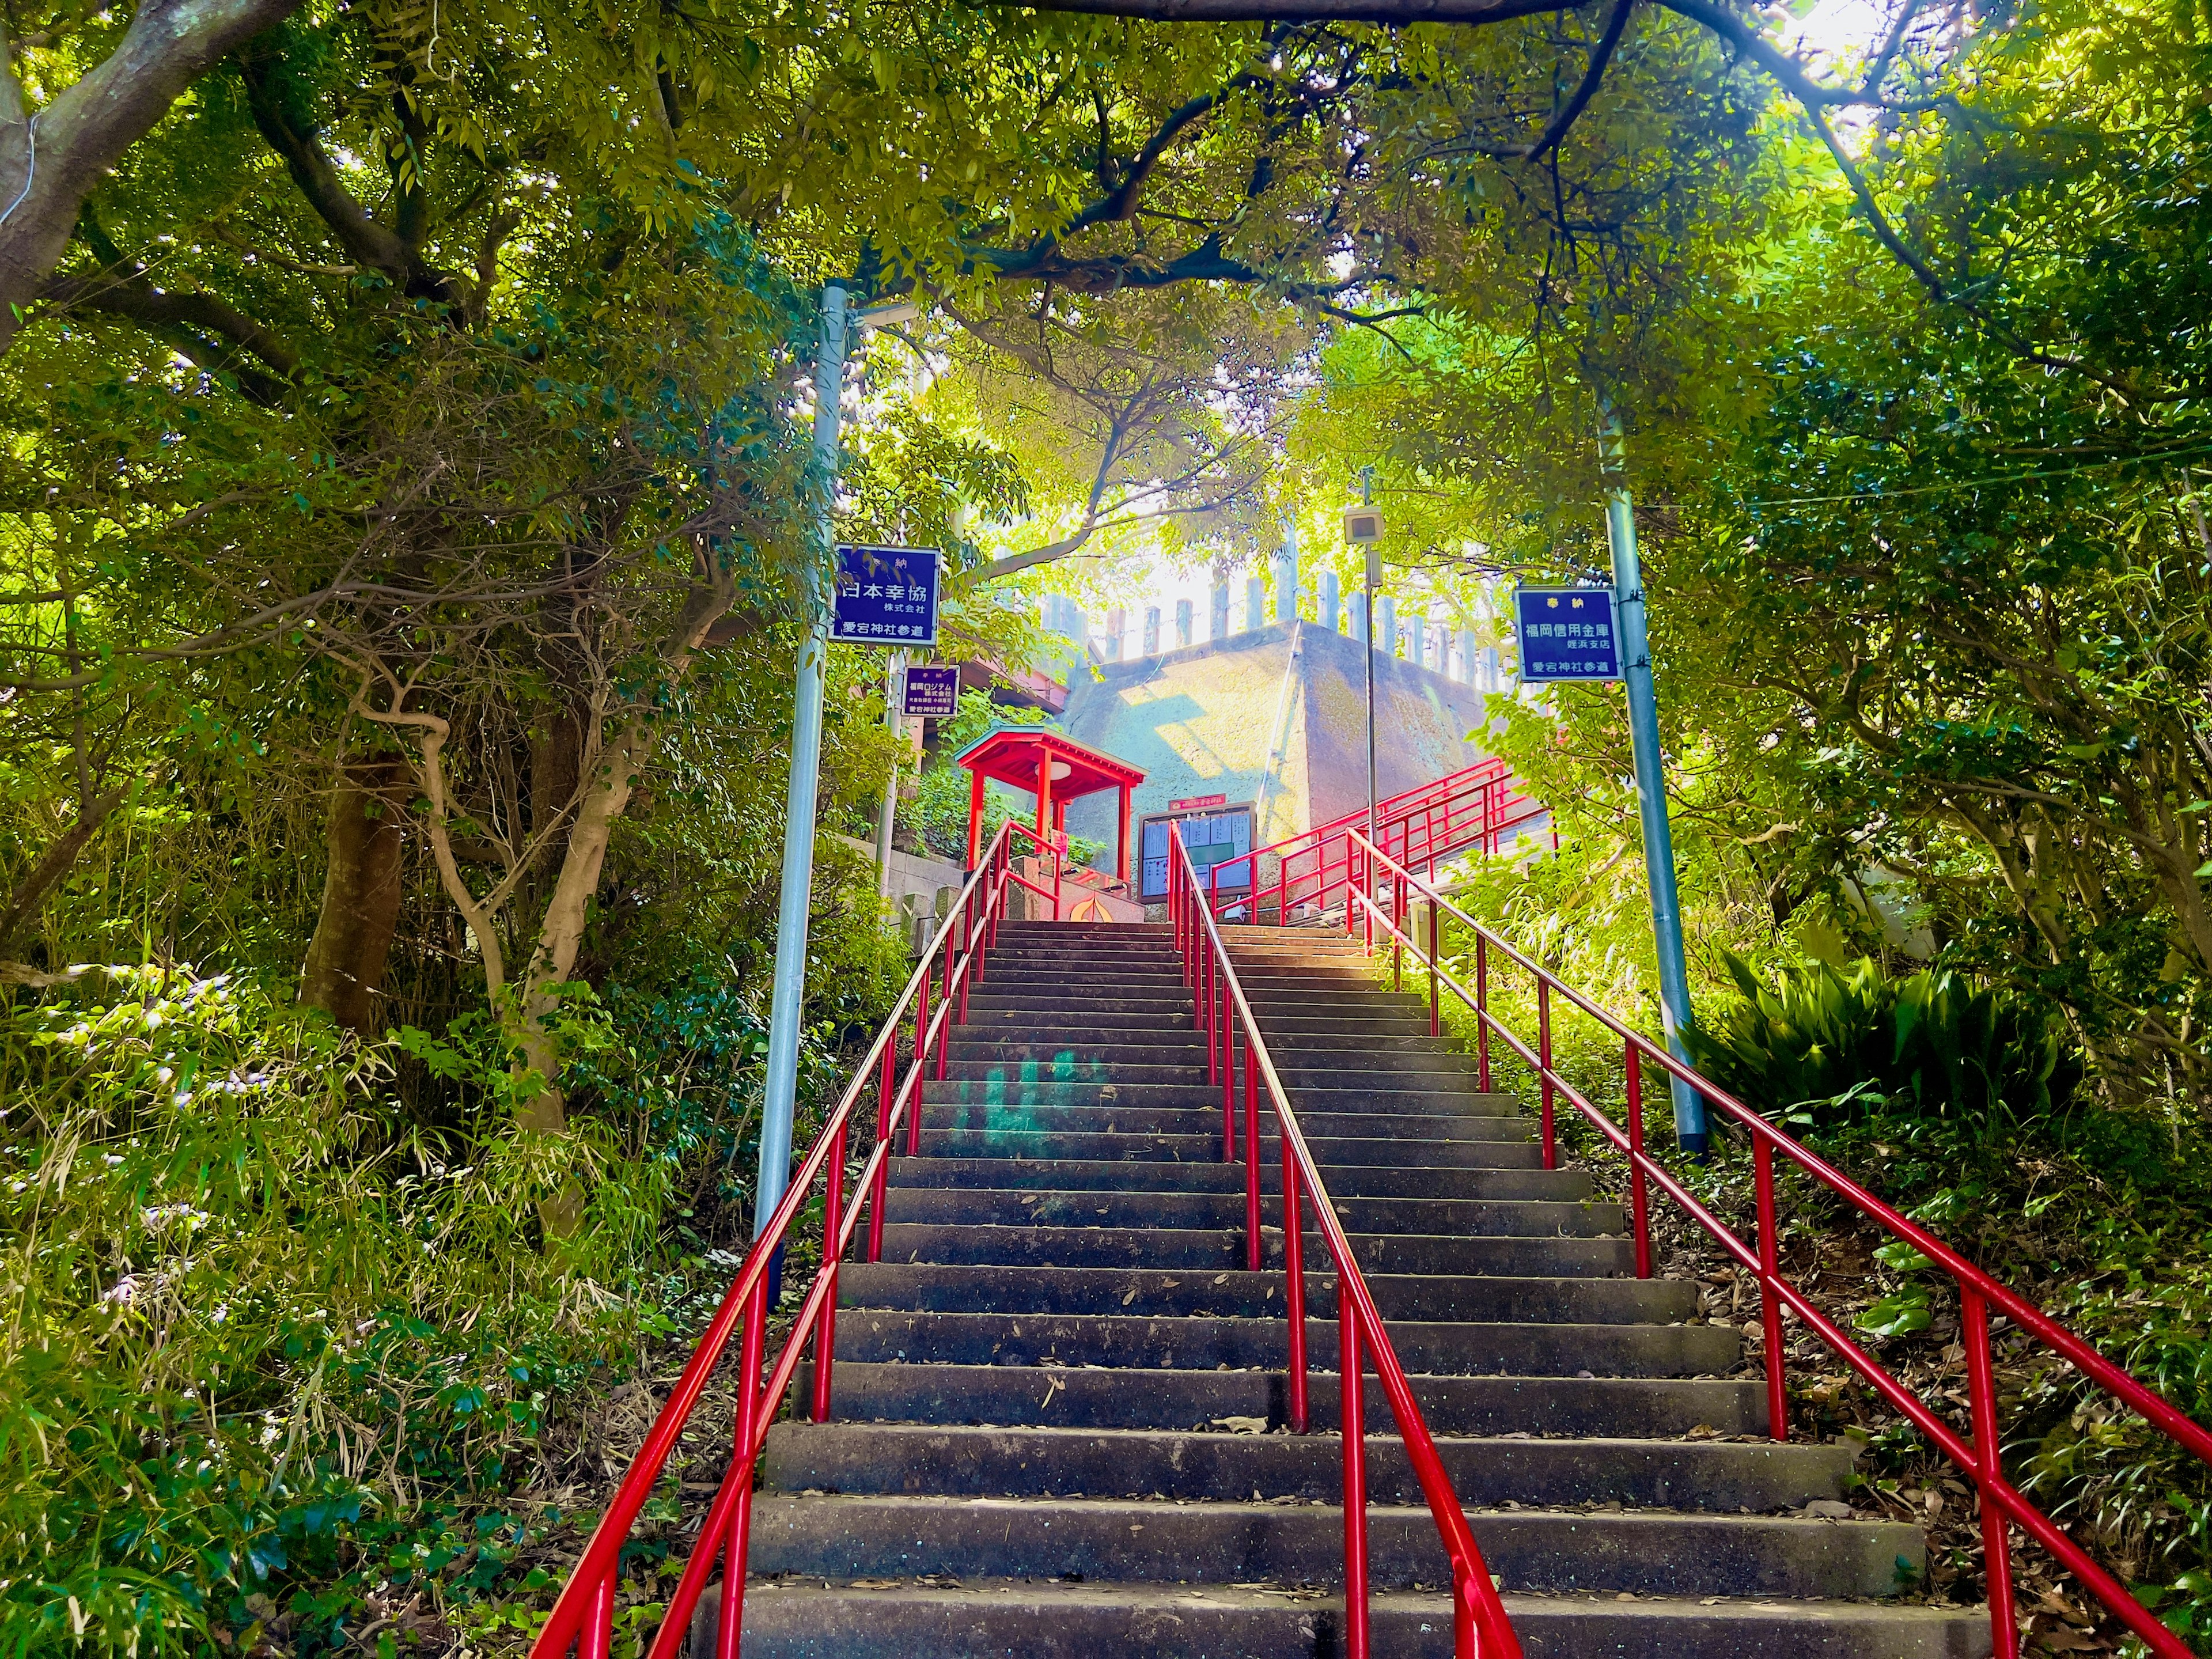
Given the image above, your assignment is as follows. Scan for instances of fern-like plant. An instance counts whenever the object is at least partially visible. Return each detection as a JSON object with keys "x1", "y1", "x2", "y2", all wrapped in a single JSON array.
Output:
[{"x1": 1687, "y1": 953, "x2": 2080, "y2": 1139}]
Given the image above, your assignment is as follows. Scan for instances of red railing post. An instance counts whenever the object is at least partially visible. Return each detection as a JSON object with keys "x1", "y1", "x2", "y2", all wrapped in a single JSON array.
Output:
[
  {"x1": 1624, "y1": 1043, "x2": 1653, "y2": 1281},
  {"x1": 933, "y1": 967, "x2": 953, "y2": 1082},
  {"x1": 969, "y1": 885, "x2": 987, "y2": 986},
  {"x1": 1391, "y1": 874, "x2": 1403, "y2": 992},
  {"x1": 904, "y1": 1020, "x2": 925, "y2": 1157},
  {"x1": 1426, "y1": 895, "x2": 1440, "y2": 1037},
  {"x1": 1755, "y1": 1138, "x2": 1787, "y2": 1441},
  {"x1": 914, "y1": 971, "x2": 931, "y2": 1118},
  {"x1": 1964, "y1": 1289, "x2": 2021, "y2": 1659},
  {"x1": 1221, "y1": 1003, "x2": 1237, "y2": 1164},
  {"x1": 1283, "y1": 1131, "x2": 1308, "y2": 1433},
  {"x1": 1341, "y1": 1303, "x2": 1371, "y2": 1659},
  {"x1": 1243, "y1": 1010, "x2": 1263, "y2": 1272},
  {"x1": 1202, "y1": 933, "x2": 1217, "y2": 1070},
  {"x1": 867, "y1": 1039, "x2": 895, "y2": 1263},
  {"x1": 1475, "y1": 934, "x2": 1491, "y2": 1092},
  {"x1": 1360, "y1": 845, "x2": 1373, "y2": 953},
  {"x1": 1537, "y1": 979, "x2": 1556, "y2": 1171},
  {"x1": 810, "y1": 1118, "x2": 848, "y2": 1423},
  {"x1": 714, "y1": 1276, "x2": 768, "y2": 1657}
]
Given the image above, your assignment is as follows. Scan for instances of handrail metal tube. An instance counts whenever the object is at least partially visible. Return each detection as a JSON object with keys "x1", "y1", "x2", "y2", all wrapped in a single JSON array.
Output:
[
  {"x1": 1346, "y1": 829, "x2": 2212, "y2": 1656},
  {"x1": 1283, "y1": 1131, "x2": 1309, "y2": 1433},
  {"x1": 1475, "y1": 935, "x2": 1491, "y2": 1091},
  {"x1": 535, "y1": 824, "x2": 1013, "y2": 1659},
  {"x1": 809, "y1": 1116, "x2": 849, "y2": 1423},
  {"x1": 1965, "y1": 1291, "x2": 2021, "y2": 1659},
  {"x1": 1624, "y1": 1043, "x2": 1652, "y2": 1280},
  {"x1": 1753, "y1": 1139, "x2": 1787, "y2": 1442},
  {"x1": 867, "y1": 1037, "x2": 895, "y2": 1263},
  {"x1": 1350, "y1": 831, "x2": 2212, "y2": 1468},
  {"x1": 1169, "y1": 824, "x2": 1523, "y2": 1659},
  {"x1": 1427, "y1": 896, "x2": 1440, "y2": 1036},
  {"x1": 649, "y1": 1031, "x2": 936, "y2": 1659},
  {"x1": 1536, "y1": 981, "x2": 1555, "y2": 1169},
  {"x1": 1342, "y1": 1298, "x2": 1370, "y2": 1659},
  {"x1": 581, "y1": 1568, "x2": 614, "y2": 1659},
  {"x1": 1219, "y1": 978, "x2": 1235, "y2": 1162},
  {"x1": 1243, "y1": 1014, "x2": 1263, "y2": 1271},
  {"x1": 717, "y1": 1278, "x2": 767, "y2": 1657}
]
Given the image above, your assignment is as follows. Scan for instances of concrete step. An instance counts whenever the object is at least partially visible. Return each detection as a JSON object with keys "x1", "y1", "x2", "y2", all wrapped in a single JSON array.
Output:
[
  {"x1": 706, "y1": 1581, "x2": 1991, "y2": 1659},
  {"x1": 914, "y1": 1105, "x2": 1533, "y2": 1146},
  {"x1": 831, "y1": 1308, "x2": 1739, "y2": 1378},
  {"x1": 920, "y1": 1080, "x2": 1515, "y2": 1116},
  {"x1": 967, "y1": 993, "x2": 1198, "y2": 1017},
  {"x1": 873, "y1": 1223, "x2": 1635, "y2": 1279},
  {"x1": 743, "y1": 1492, "x2": 1922, "y2": 1599},
  {"x1": 916, "y1": 1106, "x2": 1533, "y2": 1150},
  {"x1": 946, "y1": 1037, "x2": 1484, "y2": 1074},
  {"x1": 881, "y1": 1157, "x2": 1590, "y2": 1203},
  {"x1": 810, "y1": 1359, "x2": 1767, "y2": 1437},
  {"x1": 833, "y1": 1263, "x2": 1697, "y2": 1324},
  {"x1": 877, "y1": 1185, "x2": 1624, "y2": 1238},
  {"x1": 762, "y1": 1421, "x2": 1849, "y2": 1510},
  {"x1": 941, "y1": 1060, "x2": 1221, "y2": 1088},
  {"x1": 914, "y1": 1129, "x2": 1548, "y2": 1170}
]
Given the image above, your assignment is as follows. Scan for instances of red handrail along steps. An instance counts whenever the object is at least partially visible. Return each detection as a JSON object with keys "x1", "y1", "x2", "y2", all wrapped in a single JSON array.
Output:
[
  {"x1": 533, "y1": 813, "x2": 2004, "y2": 1655},
  {"x1": 1340, "y1": 828, "x2": 2212, "y2": 1659}
]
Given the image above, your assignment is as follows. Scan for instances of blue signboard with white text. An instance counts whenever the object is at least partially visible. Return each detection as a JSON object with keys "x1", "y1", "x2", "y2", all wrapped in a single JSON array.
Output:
[
  {"x1": 830, "y1": 545, "x2": 940, "y2": 646},
  {"x1": 900, "y1": 664, "x2": 961, "y2": 718},
  {"x1": 1514, "y1": 587, "x2": 1621, "y2": 682}
]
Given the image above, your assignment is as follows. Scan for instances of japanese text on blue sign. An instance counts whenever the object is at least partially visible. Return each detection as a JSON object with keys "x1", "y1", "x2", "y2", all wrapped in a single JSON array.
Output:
[
  {"x1": 1513, "y1": 587, "x2": 1620, "y2": 682},
  {"x1": 830, "y1": 545, "x2": 940, "y2": 646},
  {"x1": 900, "y1": 664, "x2": 961, "y2": 718}
]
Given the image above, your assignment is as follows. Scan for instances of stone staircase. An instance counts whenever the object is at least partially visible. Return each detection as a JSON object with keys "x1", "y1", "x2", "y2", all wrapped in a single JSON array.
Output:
[{"x1": 727, "y1": 920, "x2": 1989, "y2": 1656}]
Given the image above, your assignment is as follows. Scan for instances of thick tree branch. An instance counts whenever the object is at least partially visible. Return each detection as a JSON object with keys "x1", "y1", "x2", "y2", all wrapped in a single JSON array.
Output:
[
  {"x1": 0, "y1": 0, "x2": 309, "y2": 355},
  {"x1": 44, "y1": 248, "x2": 301, "y2": 400},
  {"x1": 1524, "y1": 0, "x2": 1635, "y2": 163},
  {"x1": 237, "y1": 40, "x2": 466, "y2": 309}
]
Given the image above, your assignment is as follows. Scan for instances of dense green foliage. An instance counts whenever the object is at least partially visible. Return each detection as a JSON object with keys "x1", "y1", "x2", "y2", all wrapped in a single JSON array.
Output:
[
  {"x1": 1687, "y1": 953, "x2": 2082, "y2": 1139},
  {"x1": 4, "y1": 0, "x2": 2212, "y2": 1647}
]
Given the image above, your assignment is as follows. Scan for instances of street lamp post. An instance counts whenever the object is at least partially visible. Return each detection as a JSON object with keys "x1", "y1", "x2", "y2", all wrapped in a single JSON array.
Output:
[
  {"x1": 1598, "y1": 401, "x2": 1707, "y2": 1153},
  {"x1": 755, "y1": 285, "x2": 924, "y2": 1249}
]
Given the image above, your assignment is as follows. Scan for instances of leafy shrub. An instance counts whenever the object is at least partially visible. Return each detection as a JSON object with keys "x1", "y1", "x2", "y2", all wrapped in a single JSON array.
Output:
[
  {"x1": 1685, "y1": 952, "x2": 2081, "y2": 1137},
  {"x1": 0, "y1": 963, "x2": 777, "y2": 1655}
]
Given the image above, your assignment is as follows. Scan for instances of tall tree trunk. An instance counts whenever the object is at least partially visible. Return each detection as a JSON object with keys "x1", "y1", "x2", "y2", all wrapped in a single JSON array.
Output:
[
  {"x1": 298, "y1": 753, "x2": 410, "y2": 1031},
  {"x1": 512, "y1": 727, "x2": 642, "y2": 1132}
]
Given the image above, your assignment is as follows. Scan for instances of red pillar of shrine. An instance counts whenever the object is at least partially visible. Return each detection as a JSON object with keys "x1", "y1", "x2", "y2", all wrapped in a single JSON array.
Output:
[
  {"x1": 1116, "y1": 785, "x2": 1132, "y2": 885},
  {"x1": 965, "y1": 768, "x2": 985, "y2": 868}
]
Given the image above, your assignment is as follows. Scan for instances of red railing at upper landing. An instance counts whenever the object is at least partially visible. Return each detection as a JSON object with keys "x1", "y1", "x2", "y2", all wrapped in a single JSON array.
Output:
[
  {"x1": 529, "y1": 819, "x2": 1059, "y2": 1659},
  {"x1": 1208, "y1": 756, "x2": 1547, "y2": 924},
  {"x1": 1340, "y1": 830, "x2": 2212, "y2": 1659}
]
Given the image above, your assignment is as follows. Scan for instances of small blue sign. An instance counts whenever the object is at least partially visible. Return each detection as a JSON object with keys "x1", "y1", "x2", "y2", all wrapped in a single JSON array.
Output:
[
  {"x1": 900, "y1": 664, "x2": 961, "y2": 718},
  {"x1": 830, "y1": 545, "x2": 940, "y2": 646},
  {"x1": 1513, "y1": 587, "x2": 1620, "y2": 682}
]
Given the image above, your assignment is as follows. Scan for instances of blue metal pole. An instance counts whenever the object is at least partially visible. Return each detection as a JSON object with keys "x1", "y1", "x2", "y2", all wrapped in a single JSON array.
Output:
[
  {"x1": 756, "y1": 283, "x2": 849, "y2": 1240},
  {"x1": 1599, "y1": 402, "x2": 1707, "y2": 1153}
]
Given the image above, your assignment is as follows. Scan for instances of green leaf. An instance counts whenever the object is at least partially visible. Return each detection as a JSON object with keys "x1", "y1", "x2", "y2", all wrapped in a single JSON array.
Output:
[{"x1": 1873, "y1": 1240, "x2": 1936, "y2": 1273}]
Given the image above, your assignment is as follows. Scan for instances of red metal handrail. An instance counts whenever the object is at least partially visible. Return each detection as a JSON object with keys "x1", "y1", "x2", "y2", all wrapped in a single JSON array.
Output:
[
  {"x1": 1208, "y1": 756, "x2": 1547, "y2": 926},
  {"x1": 531, "y1": 817, "x2": 1047, "y2": 1659},
  {"x1": 1344, "y1": 830, "x2": 2212, "y2": 1659},
  {"x1": 1168, "y1": 824, "x2": 1524, "y2": 1659}
]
